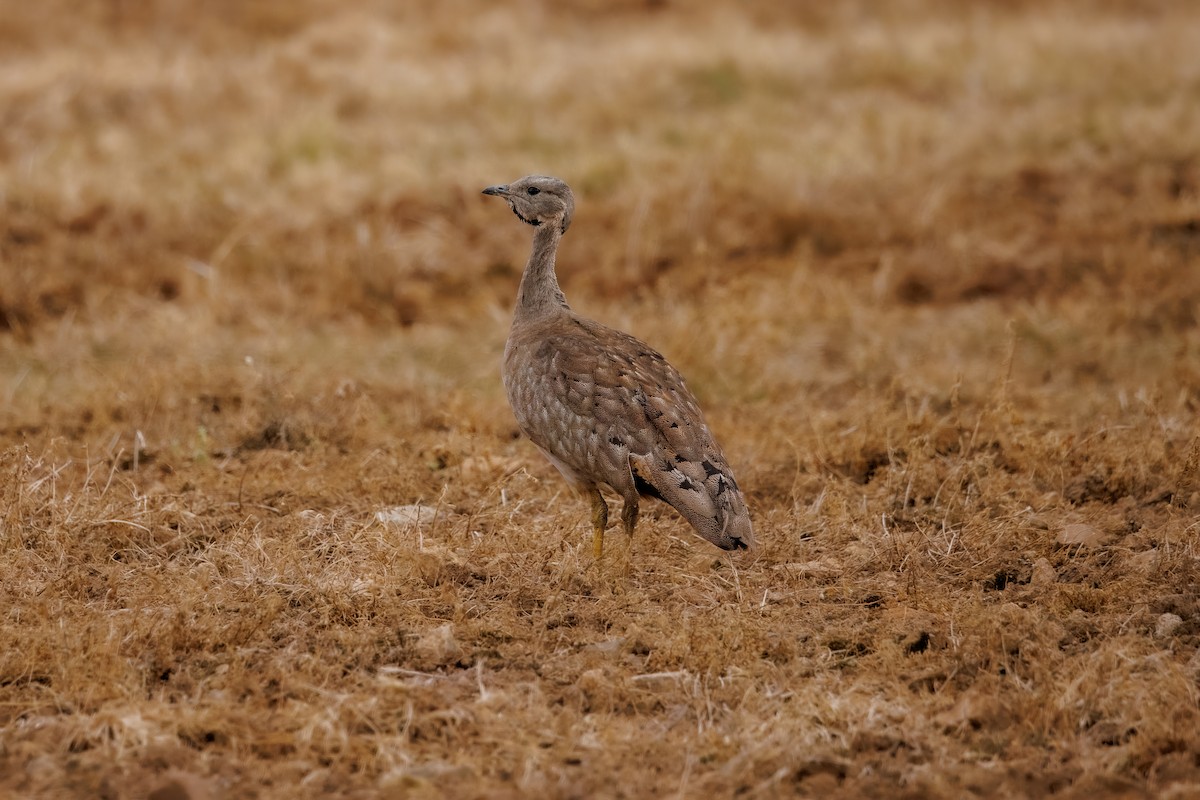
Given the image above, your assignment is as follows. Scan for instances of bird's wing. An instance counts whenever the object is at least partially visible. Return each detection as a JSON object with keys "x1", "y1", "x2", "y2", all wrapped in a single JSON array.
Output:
[
  {"x1": 623, "y1": 383, "x2": 753, "y2": 551},
  {"x1": 571, "y1": 318, "x2": 755, "y2": 551}
]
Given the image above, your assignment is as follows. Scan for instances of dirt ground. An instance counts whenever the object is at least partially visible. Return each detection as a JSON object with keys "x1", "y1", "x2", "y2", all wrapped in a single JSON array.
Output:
[{"x1": 2, "y1": 1, "x2": 1200, "y2": 797}]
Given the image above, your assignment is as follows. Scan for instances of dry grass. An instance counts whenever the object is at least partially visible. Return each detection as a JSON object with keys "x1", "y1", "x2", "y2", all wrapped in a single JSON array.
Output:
[{"x1": 3, "y1": 1, "x2": 1200, "y2": 797}]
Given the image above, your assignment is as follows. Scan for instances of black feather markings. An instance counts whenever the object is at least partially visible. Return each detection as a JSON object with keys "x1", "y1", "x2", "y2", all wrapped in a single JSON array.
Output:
[
  {"x1": 513, "y1": 207, "x2": 542, "y2": 226},
  {"x1": 631, "y1": 465, "x2": 664, "y2": 501}
]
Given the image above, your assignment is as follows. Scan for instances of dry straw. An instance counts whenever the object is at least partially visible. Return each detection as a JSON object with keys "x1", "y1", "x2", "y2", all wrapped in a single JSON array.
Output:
[{"x1": 2, "y1": 0, "x2": 1200, "y2": 797}]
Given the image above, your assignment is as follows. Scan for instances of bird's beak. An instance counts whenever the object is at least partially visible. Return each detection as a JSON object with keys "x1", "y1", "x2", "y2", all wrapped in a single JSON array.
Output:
[{"x1": 482, "y1": 185, "x2": 508, "y2": 196}]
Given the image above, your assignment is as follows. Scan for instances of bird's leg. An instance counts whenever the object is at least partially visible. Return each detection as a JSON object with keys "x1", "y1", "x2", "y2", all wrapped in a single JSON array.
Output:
[
  {"x1": 617, "y1": 496, "x2": 639, "y2": 575},
  {"x1": 589, "y1": 488, "x2": 608, "y2": 560},
  {"x1": 621, "y1": 497, "x2": 639, "y2": 537}
]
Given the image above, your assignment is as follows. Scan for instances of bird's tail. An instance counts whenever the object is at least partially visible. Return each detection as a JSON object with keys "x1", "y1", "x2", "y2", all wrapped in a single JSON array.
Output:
[{"x1": 629, "y1": 452, "x2": 755, "y2": 551}]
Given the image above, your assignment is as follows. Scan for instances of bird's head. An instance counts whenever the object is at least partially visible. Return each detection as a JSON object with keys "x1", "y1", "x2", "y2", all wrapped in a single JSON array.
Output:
[{"x1": 482, "y1": 175, "x2": 575, "y2": 234}]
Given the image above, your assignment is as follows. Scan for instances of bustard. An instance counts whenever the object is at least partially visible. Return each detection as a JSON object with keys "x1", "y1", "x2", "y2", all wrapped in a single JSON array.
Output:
[{"x1": 483, "y1": 175, "x2": 755, "y2": 557}]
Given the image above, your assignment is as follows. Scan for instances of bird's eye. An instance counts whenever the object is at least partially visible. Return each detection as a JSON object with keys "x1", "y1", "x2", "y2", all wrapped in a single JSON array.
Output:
[{"x1": 527, "y1": 187, "x2": 540, "y2": 196}]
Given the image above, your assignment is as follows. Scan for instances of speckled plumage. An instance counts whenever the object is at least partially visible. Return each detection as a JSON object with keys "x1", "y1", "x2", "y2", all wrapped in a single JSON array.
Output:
[{"x1": 483, "y1": 175, "x2": 755, "y2": 555}]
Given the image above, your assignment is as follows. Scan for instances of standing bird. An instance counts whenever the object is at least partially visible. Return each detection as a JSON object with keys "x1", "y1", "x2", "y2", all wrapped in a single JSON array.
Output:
[{"x1": 483, "y1": 175, "x2": 755, "y2": 557}]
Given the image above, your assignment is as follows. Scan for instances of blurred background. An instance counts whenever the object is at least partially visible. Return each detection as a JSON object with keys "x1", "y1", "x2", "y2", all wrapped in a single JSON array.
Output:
[{"x1": 3, "y1": 1, "x2": 1197, "y2": 347}]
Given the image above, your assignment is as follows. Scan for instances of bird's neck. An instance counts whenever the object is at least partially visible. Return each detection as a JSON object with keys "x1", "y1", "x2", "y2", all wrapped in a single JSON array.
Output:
[{"x1": 514, "y1": 223, "x2": 569, "y2": 320}]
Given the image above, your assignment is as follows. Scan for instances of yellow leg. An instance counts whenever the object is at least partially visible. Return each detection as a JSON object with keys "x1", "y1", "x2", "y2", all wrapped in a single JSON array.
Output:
[{"x1": 590, "y1": 489, "x2": 608, "y2": 560}]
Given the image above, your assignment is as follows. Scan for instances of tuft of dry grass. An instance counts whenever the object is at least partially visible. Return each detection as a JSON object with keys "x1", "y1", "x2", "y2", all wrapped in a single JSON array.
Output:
[{"x1": 3, "y1": 1, "x2": 1200, "y2": 797}]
